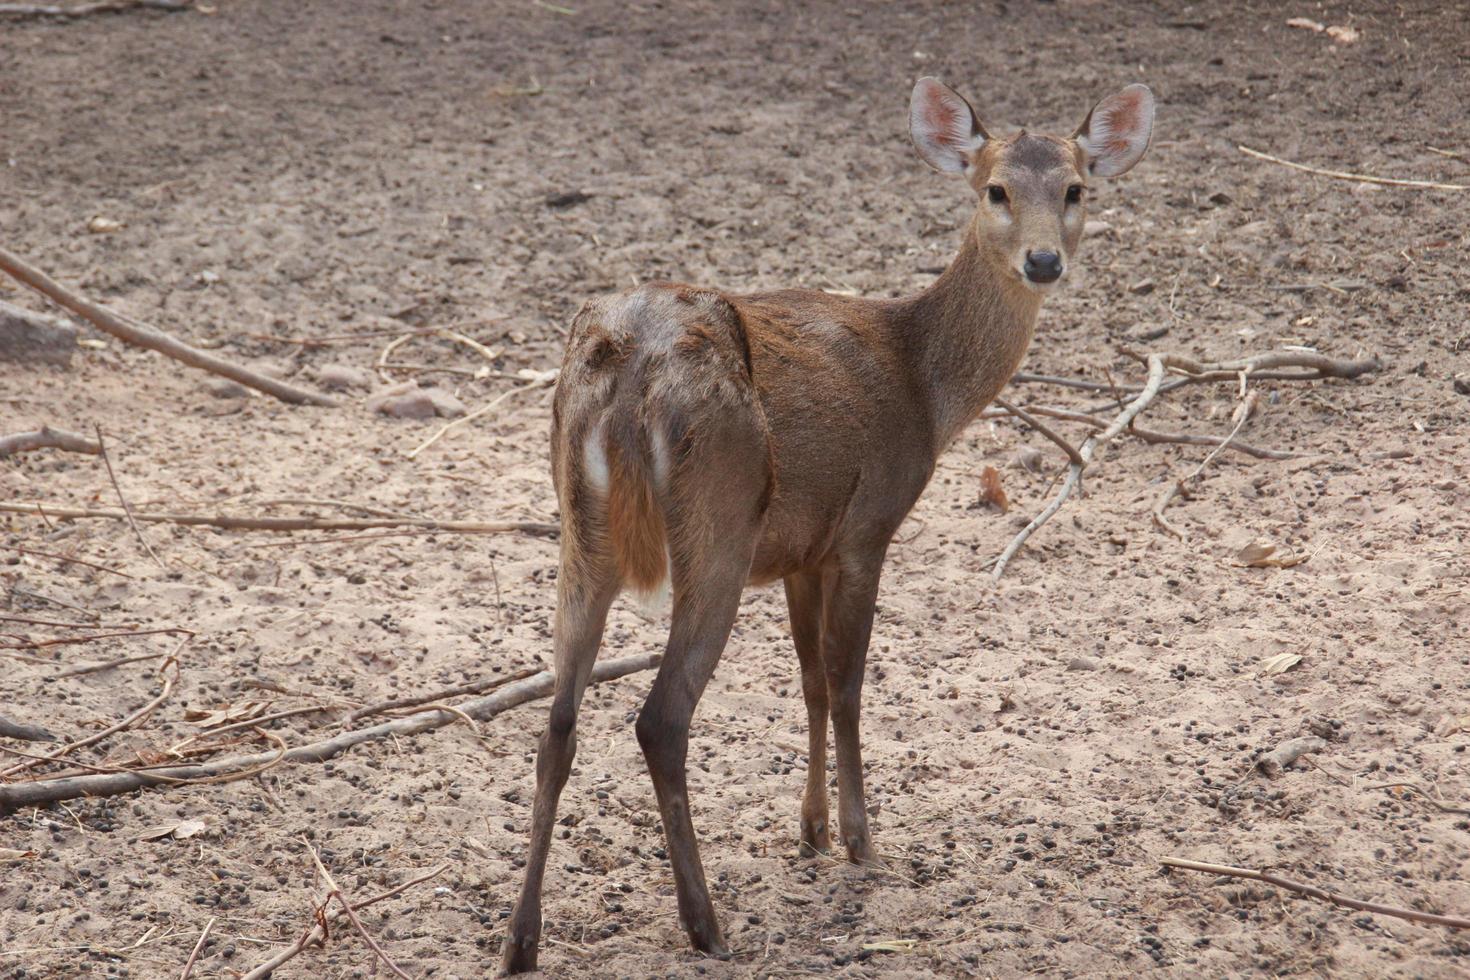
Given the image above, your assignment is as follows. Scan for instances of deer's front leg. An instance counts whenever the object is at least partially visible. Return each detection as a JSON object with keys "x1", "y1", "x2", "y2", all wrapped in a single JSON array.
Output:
[{"x1": 820, "y1": 553, "x2": 885, "y2": 866}]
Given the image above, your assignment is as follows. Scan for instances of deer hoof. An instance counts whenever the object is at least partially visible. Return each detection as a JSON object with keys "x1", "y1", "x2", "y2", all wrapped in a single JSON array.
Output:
[{"x1": 500, "y1": 931, "x2": 539, "y2": 975}]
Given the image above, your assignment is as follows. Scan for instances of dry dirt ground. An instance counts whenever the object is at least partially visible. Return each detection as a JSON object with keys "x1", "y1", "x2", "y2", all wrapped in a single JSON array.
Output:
[{"x1": 2, "y1": 1, "x2": 1469, "y2": 977}]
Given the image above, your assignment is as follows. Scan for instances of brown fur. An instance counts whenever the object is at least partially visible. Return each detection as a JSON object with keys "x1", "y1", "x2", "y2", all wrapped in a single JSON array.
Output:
[{"x1": 502, "y1": 78, "x2": 1153, "y2": 975}]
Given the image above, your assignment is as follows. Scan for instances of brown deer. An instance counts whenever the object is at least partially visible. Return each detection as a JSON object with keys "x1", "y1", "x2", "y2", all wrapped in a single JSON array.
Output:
[{"x1": 501, "y1": 76, "x2": 1154, "y2": 973}]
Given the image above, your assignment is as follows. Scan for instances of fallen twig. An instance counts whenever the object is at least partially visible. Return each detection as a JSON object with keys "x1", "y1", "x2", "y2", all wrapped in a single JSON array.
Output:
[
  {"x1": 1162, "y1": 856, "x2": 1470, "y2": 930},
  {"x1": 1240, "y1": 144, "x2": 1470, "y2": 192},
  {"x1": 0, "y1": 716, "x2": 55, "y2": 742},
  {"x1": 0, "y1": 0, "x2": 190, "y2": 14},
  {"x1": 96, "y1": 426, "x2": 165, "y2": 568},
  {"x1": 992, "y1": 354, "x2": 1167, "y2": 580},
  {"x1": 2, "y1": 626, "x2": 191, "y2": 650},
  {"x1": 1364, "y1": 781, "x2": 1470, "y2": 817},
  {"x1": 979, "y1": 403, "x2": 1299, "y2": 460},
  {"x1": 1153, "y1": 389, "x2": 1260, "y2": 537},
  {"x1": 238, "y1": 863, "x2": 449, "y2": 980},
  {"x1": 990, "y1": 350, "x2": 1382, "y2": 577},
  {"x1": 0, "y1": 501, "x2": 558, "y2": 537},
  {"x1": 12, "y1": 546, "x2": 134, "y2": 579},
  {"x1": 405, "y1": 379, "x2": 544, "y2": 459},
  {"x1": 345, "y1": 666, "x2": 540, "y2": 723},
  {"x1": 0, "y1": 245, "x2": 336, "y2": 406},
  {"x1": 179, "y1": 916, "x2": 214, "y2": 980},
  {"x1": 303, "y1": 840, "x2": 413, "y2": 979},
  {"x1": 0, "y1": 426, "x2": 100, "y2": 458},
  {"x1": 56, "y1": 650, "x2": 174, "y2": 677},
  {"x1": 992, "y1": 396, "x2": 1083, "y2": 466},
  {"x1": 0, "y1": 652, "x2": 659, "y2": 812},
  {"x1": 0, "y1": 649, "x2": 184, "y2": 778}
]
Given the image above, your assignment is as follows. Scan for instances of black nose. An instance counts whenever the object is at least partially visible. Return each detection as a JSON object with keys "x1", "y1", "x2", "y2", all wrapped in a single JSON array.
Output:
[{"x1": 1024, "y1": 250, "x2": 1063, "y2": 284}]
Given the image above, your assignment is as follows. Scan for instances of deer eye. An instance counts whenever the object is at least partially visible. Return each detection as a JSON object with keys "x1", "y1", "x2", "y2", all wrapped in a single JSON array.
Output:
[
  {"x1": 1065, "y1": 184, "x2": 1084, "y2": 205},
  {"x1": 987, "y1": 185, "x2": 1008, "y2": 205}
]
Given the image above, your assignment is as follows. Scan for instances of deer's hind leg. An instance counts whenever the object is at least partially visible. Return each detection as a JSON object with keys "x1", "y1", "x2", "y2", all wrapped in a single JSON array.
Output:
[
  {"x1": 501, "y1": 547, "x2": 619, "y2": 975},
  {"x1": 784, "y1": 568, "x2": 832, "y2": 856}
]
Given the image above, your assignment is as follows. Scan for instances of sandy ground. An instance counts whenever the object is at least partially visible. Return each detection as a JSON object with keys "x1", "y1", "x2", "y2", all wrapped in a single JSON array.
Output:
[{"x1": 2, "y1": 1, "x2": 1468, "y2": 977}]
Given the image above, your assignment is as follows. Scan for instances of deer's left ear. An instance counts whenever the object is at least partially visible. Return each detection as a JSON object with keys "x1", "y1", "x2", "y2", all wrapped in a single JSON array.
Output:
[{"x1": 1074, "y1": 84, "x2": 1154, "y2": 178}]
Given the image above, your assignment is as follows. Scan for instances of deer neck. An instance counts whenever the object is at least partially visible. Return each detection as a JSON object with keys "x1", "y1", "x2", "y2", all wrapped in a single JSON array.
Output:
[{"x1": 896, "y1": 228, "x2": 1043, "y2": 450}]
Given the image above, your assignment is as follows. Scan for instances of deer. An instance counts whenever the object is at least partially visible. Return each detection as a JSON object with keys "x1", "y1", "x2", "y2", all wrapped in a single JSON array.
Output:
[{"x1": 500, "y1": 76, "x2": 1154, "y2": 974}]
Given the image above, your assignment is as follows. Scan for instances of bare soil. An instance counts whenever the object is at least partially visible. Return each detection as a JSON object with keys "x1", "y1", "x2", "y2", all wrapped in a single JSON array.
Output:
[{"x1": 2, "y1": 1, "x2": 1468, "y2": 977}]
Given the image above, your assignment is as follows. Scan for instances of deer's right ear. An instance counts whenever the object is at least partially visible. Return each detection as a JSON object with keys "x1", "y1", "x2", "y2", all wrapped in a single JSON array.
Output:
[{"x1": 909, "y1": 77, "x2": 988, "y2": 175}]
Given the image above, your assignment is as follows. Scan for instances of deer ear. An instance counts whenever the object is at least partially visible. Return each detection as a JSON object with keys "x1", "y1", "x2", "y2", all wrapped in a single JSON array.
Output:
[
  {"x1": 909, "y1": 77, "x2": 988, "y2": 174},
  {"x1": 1074, "y1": 84, "x2": 1154, "y2": 178}
]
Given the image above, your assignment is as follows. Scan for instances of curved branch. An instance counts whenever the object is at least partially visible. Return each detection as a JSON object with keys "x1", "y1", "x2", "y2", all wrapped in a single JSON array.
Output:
[{"x1": 0, "y1": 245, "x2": 336, "y2": 407}]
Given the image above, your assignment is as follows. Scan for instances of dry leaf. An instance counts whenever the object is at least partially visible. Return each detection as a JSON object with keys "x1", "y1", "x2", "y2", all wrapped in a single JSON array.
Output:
[
  {"x1": 1286, "y1": 17, "x2": 1325, "y2": 32},
  {"x1": 185, "y1": 699, "x2": 271, "y2": 728},
  {"x1": 979, "y1": 465, "x2": 1009, "y2": 513},
  {"x1": 1235, "y1": 540, "x2": 1309, "y2": 568},
  {"x1": 1260, "y1": 652, "x2": 1303, "y2": 676},
  {"x1": 86, "y1": 216, "x2": 124, "y2": 234},
  {"x1": 1325, "y1": 25, "x2": 1360, "y2": 44},
  {"x1": 0, "y1": 848, "x2": 38, "y2": 864},
  {"x1": 136, "y1": 817, "x2": 208, "y2": 842},
  {"x1": 862, "y1": 939, "x2": 918, "y2": 953}
]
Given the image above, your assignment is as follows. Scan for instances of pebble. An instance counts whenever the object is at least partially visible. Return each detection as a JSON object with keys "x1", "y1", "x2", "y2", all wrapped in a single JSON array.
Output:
[
  {"x1": 203, "y1": 377, "x2": 250, "y2": 399},
  {"x1": 367, "y1": 382, "x2": 466, "y2": 419},
  {"x1": 315, "y1": 363, "x2": 373, "y2": 390}
]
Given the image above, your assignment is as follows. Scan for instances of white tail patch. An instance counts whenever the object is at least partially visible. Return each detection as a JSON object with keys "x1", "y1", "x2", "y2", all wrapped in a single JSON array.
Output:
[
  {"x1": 581, "y1": 418, "x2": 610, "y2": 493},
  {"x1": 628, "y1": 547, "x2": 672, "y2": 620},
  {"x1": 649, "y1": 421, "x2": 672, "y2": 491}
]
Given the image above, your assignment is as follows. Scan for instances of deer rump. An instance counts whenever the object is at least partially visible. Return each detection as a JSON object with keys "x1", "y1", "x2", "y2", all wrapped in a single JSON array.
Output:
[{"x1": 552, "y1": 284, "x2": 775, "y2": 613}]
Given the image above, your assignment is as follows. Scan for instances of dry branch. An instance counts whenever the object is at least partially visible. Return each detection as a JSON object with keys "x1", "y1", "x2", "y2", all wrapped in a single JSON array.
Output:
[
  {"x1": 345, "y1": 666, "x2": 540, "y2": 723},
  {"x1": 178, "y1": 917, "x2": 214, "y2": 980},
  {"x1": 238, "y1": 864, "x2": 449, "y2": 980},
  {"x1": 95, "y1": 426, "x2": 164, "y2": 568},
  {"x1": 991, "y1": 354, "x2": 1167, "y2": 580},
  {"x1": 0, "y1": 0, "x2": 191, "y2": 15},
  {"x1": 0, "y1": 501, "x2": 558, "y2": 537},
  {"x1": 0, "y1": 426, "x2": 100, "y2": 458},
  {"x1": 0, "y1": 653, "x2": 659, "y2": 812},
  {"x1": 405, "y1": 378, "x2": 544, "y2": 459},
  {"x1": 13, "y1": 546, "x2": 133, "y2": 579},
  {"x1": 1153, "y1": 389, "x2": 1260, "y2": 537},
  {"x1": 990, "y1": 349, "x2": 1383, "y2": 578},
  {"x1": 1239, "y1": 145, "x2": 1470, "y2": 192},
  {"x1": 0, "y1": 716, "x2": 55, "y2": 742},
  {"x1": 0, "y1": 245, "x2": 336, "y2": 406},
  {"x1": 0, "y1": 653, "x2": 184, "y2": 778},
  {"x1": 1162, "y1": 857, "x2": 1470, "y2": 930},
  {"x1": 983, "y1": 402, "x2": 1299, "y2": 461}
]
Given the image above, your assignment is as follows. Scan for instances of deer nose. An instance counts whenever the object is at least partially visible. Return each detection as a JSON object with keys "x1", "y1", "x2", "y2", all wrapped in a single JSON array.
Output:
[{"x1": 1023, "y1": 250, "x2": 1063, "y2": 284}]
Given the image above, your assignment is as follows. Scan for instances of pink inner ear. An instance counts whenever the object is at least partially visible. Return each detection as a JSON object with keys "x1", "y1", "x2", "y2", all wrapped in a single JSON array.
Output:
[
  {"x1": 1100, "y1": 92, "x2": 1143, "y2": 152},
  {"x1": 923, "y1": 97, "x2": 963, "y2": 147}
]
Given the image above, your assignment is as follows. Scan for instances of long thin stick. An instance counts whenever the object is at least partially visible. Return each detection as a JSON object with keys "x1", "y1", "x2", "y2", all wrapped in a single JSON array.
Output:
[
  {"x1": 1152, "y1": 389, "x2": 1259, "y2": 537},
  {"x1": 0, "y1": 652, "x2": 184, "y2": 777},
  {"x1": 0, "y1": 246, "x2": 335, "y2": 406},
  {"x1": 1162, "y1": 857, "x2": 1470, "y2": 930},
  {"x1": 992, "y1": 396, "x2": 1084, "y2": 466},
  {"x1": 95, "y1": 426, "x2": 165, "y2": 568},
  {"x1": 992, "y1": 354, "x2": 1167, "y2": 580},
  {"x1": 179, "y1": 917, "x2": 214, "y2": 980},
  {"x1": 0, "y1": 501, "x2": 558, "y2": 537},
  {"x1": 0, "y1": 0, "x2": 191, "y2": 15},
  {"x1": 345, "y1": 667, "x2": 540, "y2": 723},
  {"x1": 12, "y1": 546, "x2": 134, "y2": 579},
  {"x1": 406, "y1": 379, "x2": 542, "y2": 459},
  {"x1": 4, "y1": 626, "x2": 190, "y2": 650},
  {"x1": 1239, "y1": 145, "x2": 1470, "y2": 192},
  {"x1": 980, "y1": 403, "x2": 1298, "y2": 460},
  {"x1": 238, "y1": 864, "x2": 449, "y2": 980},
  {"x1": 0, "y1": 653, "x2": 659, "y2": 812},
  {"x1": 0, "y1": 426, "x2": 100, "y2": 457}
]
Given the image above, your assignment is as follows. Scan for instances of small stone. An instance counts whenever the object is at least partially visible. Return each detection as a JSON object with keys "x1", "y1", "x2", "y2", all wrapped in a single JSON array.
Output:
[
  {"x1": 1128, "y1": 278, "x2": 1157, "y2": 295},
  {"x1": 0, "y1": 300, "x2": 76, "y2": 367},
  {"x1": 367, "y1": 382, "x2": 465, "y2": 419},
  {"x1": 315, "y1": 363, "x2": 372, "y2": 391},
  {"x1": 1067, "y1": 656, "x2": 1101, "y2": 672},
  {"x1": 204, "y1": 377, "x2": 250, "y2": 399}
]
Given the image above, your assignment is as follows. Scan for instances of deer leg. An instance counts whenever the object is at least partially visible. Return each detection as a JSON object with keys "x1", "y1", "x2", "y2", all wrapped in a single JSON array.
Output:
[
  {"x1": 784, "y1": 569, "x2": 831, "y2": 856},
  {"x1": 821, "y1": 556, "x2": 884, "y2": 866},
  {"x1": 501, "y1": 567, "x2": 618, "y2": 975},
  {"x1": 635, "y1": 551, "x2": 751, "y2": 957}
]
